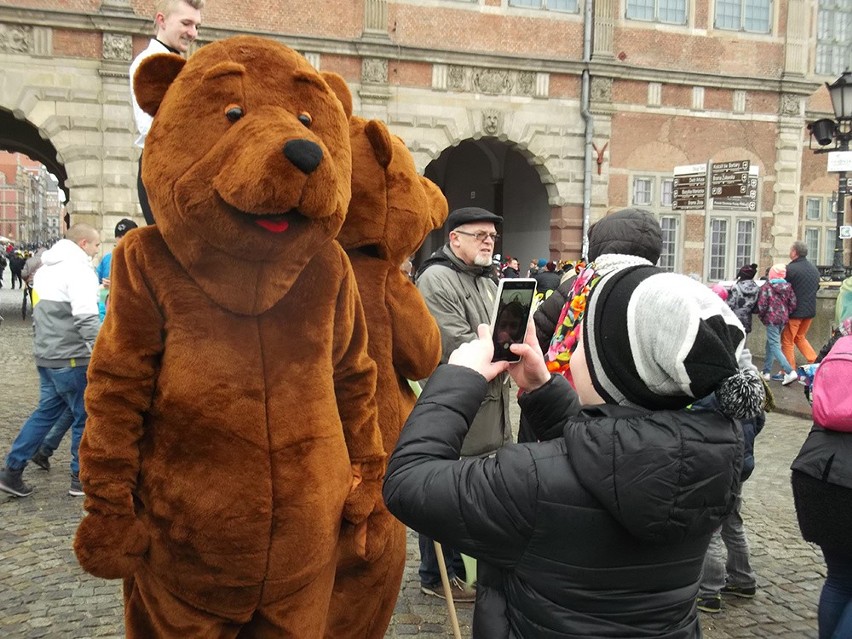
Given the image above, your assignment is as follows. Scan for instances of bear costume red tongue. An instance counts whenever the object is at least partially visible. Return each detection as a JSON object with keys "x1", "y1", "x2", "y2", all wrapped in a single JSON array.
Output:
[{"x1": 255, "y1": 218, "x2": 289, "y2": 233}]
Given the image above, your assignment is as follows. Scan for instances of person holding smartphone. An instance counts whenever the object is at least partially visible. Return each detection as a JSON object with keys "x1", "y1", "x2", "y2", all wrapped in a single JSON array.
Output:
[
  {"x1": 414, "y1": 206, "x2": 512, "y2": 602},
  {"x1": 386, "y1": 265, "x2": 764, "y2": 638}
]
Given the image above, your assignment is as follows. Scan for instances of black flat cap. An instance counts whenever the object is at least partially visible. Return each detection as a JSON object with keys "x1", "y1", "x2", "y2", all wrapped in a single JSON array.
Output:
[{"x1": 446, "y1": 207, "x2": 503, "y2": 231}]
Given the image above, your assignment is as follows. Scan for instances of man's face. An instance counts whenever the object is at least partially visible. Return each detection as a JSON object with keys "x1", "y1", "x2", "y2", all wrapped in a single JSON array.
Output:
[
  {"x1": 450, "y1": 222, "x2": 497, "y2": 267},
  {"x1": 156, "y1": 1, "x2": 201, "y2": 53},
  {"x1": 510, "y1": 258, "x2": 519, "y2": 270},
  {"x1": 80, "y1": 234, "x2": 102, "y2": 259}
]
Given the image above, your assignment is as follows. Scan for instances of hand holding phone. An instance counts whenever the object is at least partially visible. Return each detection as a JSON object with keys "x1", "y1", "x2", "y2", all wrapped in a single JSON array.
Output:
[
  {"x1": 505, "y1": 316, "x2": 552, "y2": 393},
  {"x1": 490, "y1": 279, "x2": 537, "y2": 363},
  {"x1": 448, "y1": 324, "x2": 510, "y2": 381}
]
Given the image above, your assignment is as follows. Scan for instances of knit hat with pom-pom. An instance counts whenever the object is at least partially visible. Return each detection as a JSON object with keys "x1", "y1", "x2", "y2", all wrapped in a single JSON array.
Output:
[{"x1": 582, "y1": 265, "x2": 763, "y2": 418}]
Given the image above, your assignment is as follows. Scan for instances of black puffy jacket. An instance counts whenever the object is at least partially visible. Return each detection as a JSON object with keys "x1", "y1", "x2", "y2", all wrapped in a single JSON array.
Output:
[
  {"x1": 785, "y1": 256, "x2": 821, "y2": 319},
  {"x1": 385, "y1": 366, "x2": 743, "y2": 639}
]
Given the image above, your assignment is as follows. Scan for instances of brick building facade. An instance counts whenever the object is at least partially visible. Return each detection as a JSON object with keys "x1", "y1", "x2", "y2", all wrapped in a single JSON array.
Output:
[
  {"x1": 0, "y1": 151, "x2": 63, "y2": 245},
  {"x1": 0, "y1": 0, "x2": 848, "y2": 277}
]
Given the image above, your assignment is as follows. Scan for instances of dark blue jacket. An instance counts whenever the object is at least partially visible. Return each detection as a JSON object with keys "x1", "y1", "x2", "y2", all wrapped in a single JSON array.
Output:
[{"x1": 786, "y1": 256, "x2": 821, "y2": 319}]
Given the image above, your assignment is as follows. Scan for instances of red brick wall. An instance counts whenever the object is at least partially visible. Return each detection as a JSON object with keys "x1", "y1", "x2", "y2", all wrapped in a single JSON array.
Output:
[{"x1": 53, "y1": 29, "x2": 100, "y2": 59}]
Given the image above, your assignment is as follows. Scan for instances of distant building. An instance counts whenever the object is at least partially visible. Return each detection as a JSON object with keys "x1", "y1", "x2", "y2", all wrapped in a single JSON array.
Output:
[{"x1": 0, "y1": 151, "x2": 65, "y2": 246}]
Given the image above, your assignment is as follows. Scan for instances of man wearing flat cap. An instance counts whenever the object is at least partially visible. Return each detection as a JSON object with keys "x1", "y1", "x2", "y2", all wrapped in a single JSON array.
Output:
[{"x1": 413, "y1": 206, "x2": 512, "y2": 602}]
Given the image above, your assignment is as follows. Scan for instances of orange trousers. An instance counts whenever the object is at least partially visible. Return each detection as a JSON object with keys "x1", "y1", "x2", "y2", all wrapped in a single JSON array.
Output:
[{"x1": 781, "y1": 318, "x2": 817, "y2": 367}]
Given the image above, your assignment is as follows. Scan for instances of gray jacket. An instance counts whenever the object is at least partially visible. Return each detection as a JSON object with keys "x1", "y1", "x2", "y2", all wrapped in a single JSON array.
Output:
[{"x1": 416, "y1": 245, "x2": 512, "y2": 456}]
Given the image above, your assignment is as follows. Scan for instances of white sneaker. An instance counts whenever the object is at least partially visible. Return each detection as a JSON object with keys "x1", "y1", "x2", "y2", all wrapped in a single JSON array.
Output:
[
  {"x1": 761, "y1": 372, "x2": 771, "y2": 381},
  {"x1": 782, "y1": 370, "x2": 798, "y2": 386}
]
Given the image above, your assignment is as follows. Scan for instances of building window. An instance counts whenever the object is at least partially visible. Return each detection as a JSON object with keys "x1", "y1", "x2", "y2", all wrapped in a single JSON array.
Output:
[
  {"x1": 658, "y1": 215, "x2": 680, "y2": 272},
  {"x1": 707, "y1": 216, "x2": 757, "y2": 280},
  {"x1": 715, "y1": 0, "x2": 771, "y2": 33},
  {"x1": 660, "y1": 178, "x2": 673, "y2": 207},
  {"x1": 633, "y1": 177, "x2": 653, "y2": 205},
  {"x1": 816, "y1": 0, "x2": 852, "y2": 76},
  {"x1": 803, "y1": 194, "x2": 840, "y2": 264},
  {"x1": 735, "y1": 219, "x2": 755, "y2": 268},
  {"x1": 626, "y1": 0, "x2": 687, "y2": 24},
  {"x1": 709, "y1": 219, "x2": 729, "y2": 281},
  {"x1": 806, "y1": 197, "x2": 822, "y2": 220},
  {"x1": 508, "y1": 0, "x2": 578, "y2": 11},
  {"x1": 804, "y1": 227, "x2": 820, "y2": 263}
]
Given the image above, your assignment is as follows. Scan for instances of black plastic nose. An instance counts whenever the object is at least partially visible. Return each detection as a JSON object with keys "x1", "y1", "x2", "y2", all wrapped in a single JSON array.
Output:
[{"x1": 283, "y1": 139, "x2": 323, "y2": 175}]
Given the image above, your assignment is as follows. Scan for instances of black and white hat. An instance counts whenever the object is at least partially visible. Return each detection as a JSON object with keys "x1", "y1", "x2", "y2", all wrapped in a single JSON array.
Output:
[{"x1": 582, "y1": 265, "x2": 763, "y2": 417}]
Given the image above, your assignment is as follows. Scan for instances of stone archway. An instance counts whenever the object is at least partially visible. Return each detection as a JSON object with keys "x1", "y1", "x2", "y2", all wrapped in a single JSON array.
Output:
[
  {"x1": 0, "y1": 107, "x2": 68, "y2": 205},
  {"x1": 418, "y1": 137, "x2": 554, "y2": 272}
]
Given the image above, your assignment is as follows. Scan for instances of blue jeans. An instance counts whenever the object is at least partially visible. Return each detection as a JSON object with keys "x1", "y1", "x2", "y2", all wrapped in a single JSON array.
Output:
[
  {"x1": 5, "y1": 365, "x2": 88, "y2": 475},
  {"x1": 38, "y1": 407, "x2": 74, "y2": 457},
  {"x1": 763, "y1": 324, "x2": 792, "y2": 374},
  {"x1": 418, "y1": 534, "x2": 466, "y2": 586},
  {"x1": 699, "y1": 494, "x2": 756, "y2": 596},
  {"x1": 820, "y1": 550, "x2": 852, "y2": 639}
]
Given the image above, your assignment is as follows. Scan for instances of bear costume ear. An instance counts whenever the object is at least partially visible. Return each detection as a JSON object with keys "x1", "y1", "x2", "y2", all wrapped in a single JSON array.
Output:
[
  {"x1": 321, "y1": 72, "x2": 353, "y2": 119},
  {"x1": 364, "y1": 120, "x2": 393, "y2": 169},
  {"x1": 420, "y1": 176, "x2": 449, "y2": 230},
  {"x1": 134, "y1": 53, "x2": 186, "y2": 117}
]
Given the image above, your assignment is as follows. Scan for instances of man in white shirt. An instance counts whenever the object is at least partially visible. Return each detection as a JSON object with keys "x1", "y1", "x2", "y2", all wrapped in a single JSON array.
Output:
[{"x1": 130, "y1": 0, "x2": 204, "y2": 225}]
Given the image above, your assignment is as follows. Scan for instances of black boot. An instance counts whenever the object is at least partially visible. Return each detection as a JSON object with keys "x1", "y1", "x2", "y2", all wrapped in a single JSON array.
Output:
[
  {"x1": 0, "y1": 466, "x2": 33, "y2": 497},
  {"x1": 31, "y1": 450, "x2": 51, "y2": 471}
]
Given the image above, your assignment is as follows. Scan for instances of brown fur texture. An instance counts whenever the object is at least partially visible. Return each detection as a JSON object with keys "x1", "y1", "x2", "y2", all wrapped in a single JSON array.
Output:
[
  {"x1": 74, "y1": 36, "x2": 386, "y2": 637},
  {"x1": 326, "y1": 114, "x2": 448, "y2": 639}
]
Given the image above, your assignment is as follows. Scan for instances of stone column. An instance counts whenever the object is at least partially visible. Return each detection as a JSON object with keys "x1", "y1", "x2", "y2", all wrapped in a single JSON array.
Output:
[
  {"x1": 363, "y1": 0, "x2": 390, "y2": 40},
  {"x1": 593, "y1": 0, "x2": 616, "y2": 58},
  {"x1": 783, "y1": 0, "x2": 809, "y2": 77},
  {"x1": 772, "y1": 95, "x2": 807, "y2": 259}
]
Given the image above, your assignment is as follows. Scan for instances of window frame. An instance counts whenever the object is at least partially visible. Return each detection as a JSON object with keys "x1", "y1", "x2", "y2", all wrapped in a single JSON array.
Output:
[
  {"x1": 705, "y1": 214, "x2": 758, "y2": 281},
  {"x1": 508, "y1": 0, "x2": 578, "y2": 13},
  {"x1": 714, "y1": 0, "x2": 772, "y2": 34},
  {"x1": 626, "y1": 0, "x2": 688, "y2": 25}
]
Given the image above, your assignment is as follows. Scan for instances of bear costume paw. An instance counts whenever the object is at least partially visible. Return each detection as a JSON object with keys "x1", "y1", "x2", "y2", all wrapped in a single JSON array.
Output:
[{"x1": 74, "y1": 514, "x2": 150, "y2": 579}]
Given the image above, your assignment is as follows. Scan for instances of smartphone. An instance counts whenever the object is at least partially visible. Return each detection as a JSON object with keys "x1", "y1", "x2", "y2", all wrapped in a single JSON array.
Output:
[{"x1": 489, "y1": 278, "x2": 537, "y2": 362}]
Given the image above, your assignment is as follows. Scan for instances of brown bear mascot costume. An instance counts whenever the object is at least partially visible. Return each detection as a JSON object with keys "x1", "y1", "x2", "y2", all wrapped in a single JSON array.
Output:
[
  {"x1": 324, "y1": 93, "x2": 449, "y2": 638},
  {"x1": 73, "y1": 36, "x2": 387, "y2": 638}
]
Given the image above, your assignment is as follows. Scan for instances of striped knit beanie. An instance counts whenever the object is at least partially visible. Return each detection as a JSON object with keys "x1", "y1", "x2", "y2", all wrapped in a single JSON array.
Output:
[{"x1": 582, "y1": 265, "x2": 764, "y2": 417}]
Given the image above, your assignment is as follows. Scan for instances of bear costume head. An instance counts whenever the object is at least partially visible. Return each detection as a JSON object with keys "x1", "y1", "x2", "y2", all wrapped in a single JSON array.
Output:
[
  {"x1": 135, "y1": 35, "x2": 353, "y2": 315},
  {"x1": 335, "y1": 112, "x2": 447, "y2": 265}
]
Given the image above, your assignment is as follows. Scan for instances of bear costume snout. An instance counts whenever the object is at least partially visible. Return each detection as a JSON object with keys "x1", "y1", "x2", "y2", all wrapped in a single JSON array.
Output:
[{"x1": 283, "y1": 139, "x2": 323, "y2": 174}]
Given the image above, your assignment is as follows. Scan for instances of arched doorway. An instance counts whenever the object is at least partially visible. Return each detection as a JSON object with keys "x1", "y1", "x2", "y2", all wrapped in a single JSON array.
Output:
[
  {"x1": 0, "y1": 108, "x2": 70, "y2": 235},
  {"x1": 419, "y1": 137, "x2": 552, "y2": 273}
]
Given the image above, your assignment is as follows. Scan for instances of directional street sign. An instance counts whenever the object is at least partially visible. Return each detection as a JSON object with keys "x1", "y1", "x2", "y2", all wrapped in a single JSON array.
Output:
[
  {"x1": 710, "y1": 160, "x2": 750, "y2": 198},
  {"x1": 712, "y1": 162, "x2": 758, "y2": 211},
  {"x1": 673, "y1": 163, "x2": 707, "y2": 210}
]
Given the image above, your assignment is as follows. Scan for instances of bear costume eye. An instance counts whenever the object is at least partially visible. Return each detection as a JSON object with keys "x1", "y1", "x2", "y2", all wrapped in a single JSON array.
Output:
[
  {"x1": 225, "y1": 105, "x2": 244, "y2": 123},
  {"x1": 298, "y1": 112, "x2": 313, "y2": 127}
]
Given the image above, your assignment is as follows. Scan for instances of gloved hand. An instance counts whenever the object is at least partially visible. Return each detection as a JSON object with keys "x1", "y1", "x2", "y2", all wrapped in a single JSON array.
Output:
[
  {"x1": 351, "y1": 502, "x2": 393, "y2": 562},
  {"x1": 342, "y1": 457, "x2": 385, "y2": 525},
  {"x1": 74, "y1": 513, "x2": 150, "y2": 579}
]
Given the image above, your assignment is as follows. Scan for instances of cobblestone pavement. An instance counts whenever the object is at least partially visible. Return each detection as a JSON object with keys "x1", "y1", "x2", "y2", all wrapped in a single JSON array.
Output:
[{"x1": 0, "y1": 277, "x2": 823, "y2": 638}]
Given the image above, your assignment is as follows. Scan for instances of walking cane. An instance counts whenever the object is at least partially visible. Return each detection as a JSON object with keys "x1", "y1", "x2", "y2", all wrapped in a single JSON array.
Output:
[
  {"x1": 408, "y1": 379, "x2": 463, "y2": 639},
  {"x1": 434, "y1": 540, "x2": 463, "y2": 639}
]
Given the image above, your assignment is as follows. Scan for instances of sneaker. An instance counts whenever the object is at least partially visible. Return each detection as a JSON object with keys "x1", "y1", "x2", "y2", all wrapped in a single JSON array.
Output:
[
  {"x1": 68, "y1": 474, "x2": 84, "y2": 497},
  {"x1": 782, "y1": 370, "x2": 799, "y2": 386},
  {"x1": 0, "y1": 467, "x2": 34, "y2": 498},
  {"x1": 696, "y1": 595, "x2": 722, "y2": 613},
  {"x1": 761, "y1": 372, "x2": 771, "y2": 381},
  {"x1": 770, "y1": 373, "x2": 785, "y2": 382},
  {"x1": 420, "y1": 576, "x2": 476, "y2": 603},
  {"x1": 31, "y1": 451, "x2": 50, "y2": 471},
  {"x1": 721, "y1": 583, "x2": 757, "y2": 598}
]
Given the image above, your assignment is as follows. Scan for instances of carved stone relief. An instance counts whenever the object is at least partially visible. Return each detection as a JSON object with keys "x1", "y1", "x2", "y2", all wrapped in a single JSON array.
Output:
[
  {"x1": 780, "y1": 93, "x2": 800, "y2": 117},
  {"x1": 102, "y1": 33, "x2": 132, "y2": 61},
  {"x1": 0, "y1": 24, "x2": 32, "y2": 54},
  {"x1": 482, "y1": 109, "x2": 503, "y2": 136},
  {"x1": 590, "y1": 77, "x2": 612, "y2": 103},
  {"x1": 362, "y1": 58, "x2": 388, "y2": 84},
  {"x1": 444, "y1": 65, "x2": 540, "y2": 96}
]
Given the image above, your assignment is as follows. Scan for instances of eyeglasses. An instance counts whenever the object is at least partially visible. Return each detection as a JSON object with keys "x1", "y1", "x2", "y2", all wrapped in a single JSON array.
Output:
[{"x1": 454, "y1": 230, "x2": 500, "y2": 242}]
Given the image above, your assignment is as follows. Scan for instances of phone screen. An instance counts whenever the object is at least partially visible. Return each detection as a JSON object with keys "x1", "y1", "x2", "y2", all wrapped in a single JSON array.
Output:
[{"x1": 491, "y1": 279, "x2": 537, "y2": 362}]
